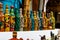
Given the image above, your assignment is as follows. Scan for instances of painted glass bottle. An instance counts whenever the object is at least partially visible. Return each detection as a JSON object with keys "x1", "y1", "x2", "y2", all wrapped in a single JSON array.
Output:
[
  {"x1": 33, "y1": 11, "x2": 38, "y2": 30},
  {"x1": 14, "y1": 0, "x2": 20, "y2": 31},
  {"x1": 27, "y1": 11, "x2": 32, "y2": 31},
  {"x1": 30, "y1": 0, "x2": 34, "y2": 31},
  {"x1": 10, "y1": 5, "x2": 15, "y2": 31},
  {"x1": 20, "y1": 8, "x2": 24, "y2": 31},
  {"x1": 37, "y1": 11, "x2": 40, "y2": 30},
  {"x1": 30, "y1": 11, "x2": 34, "y2": 31},
  {"x1": 39, "y1": 11, "x2": 43, "y2": 30},
  {"x1": 15, "y1": 8, "x2": 20, "y2": 31},
  {"x1": 5, "y1": 5, "x2": 10, "y2": 32},
  {"x1": 47, "y1": 13, "x2": 52, "y2": 30},
  {"x1": 42, "y1": 12, "x2": 47, "y2": 30},
  {"x1": 50, "y1": 11, "x2": 55, "y2": 29},
  {"x1": 0, "y1": 2, "x2": 4, "y2": 32},
  {"x1": 23, "y1": 11, "x2": 27, "y2": 31},
  {"x1": 23, "y1": 0, "x2": 28, "y2": 31}
]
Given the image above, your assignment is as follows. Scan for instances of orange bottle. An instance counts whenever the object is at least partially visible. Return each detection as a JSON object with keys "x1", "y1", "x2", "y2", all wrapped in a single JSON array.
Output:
[{"x1": 0, "y1": 2, "x2": 4, "y2": 32}]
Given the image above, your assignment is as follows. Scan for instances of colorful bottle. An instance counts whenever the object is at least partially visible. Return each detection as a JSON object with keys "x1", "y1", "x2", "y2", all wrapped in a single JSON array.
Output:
[
  {"x1": 10, "y1": 5, "x2": 15, "y2": 31},
  {"x1": 39, "y1": 10, "x2": 43, "y2": 30},
  {"x1": 23, "y1": 11, "x2": 28, "y2": 31},
  {"x1": 30, "y1": 11, "x2": 34, "y2": 31},
  {"x1": 23, "y1": 0, "x2": 28, "y2": 31},
  {"x1": 20, "y1": 8, "x2": 24, "y2": 31},
  {"x1": 47, "y1": 13, "x2": 52, "y2": 30},
  {"x1": 15, "y1": 8, "x2": 20, "y2": 31},
  {"x1": 27, "y1": 11, "x2": 32, "y2": 31},
  {"x1": 50, "y1": 11, "x2": 55, "y2": 29},
  {"x1": 0, "y1": 2, "x2": 4, "y2": 32},
  {"x1": 37, "y1": 11, "x2": 40, "y2": 30},
  {"x1": 42, "y1": 12, "x2": 47, "y2": 30},
  {"x1": 39, "y1": 0, "x2": 44, "y2": 30},
  {"x1": 5, "y1": 5, "x2": 10, "y2": 32},
  {"x1": 26, "y1": 0, "x2": 31, "y2": 31},
  {"x1": 14, "y1": 0, "x2": 20, "y2": 31},
  {"x1": 33, "y1": 11, "x2": 38, "y2": 30},
  {"x1": 30, "y1": 0, "x2": 34, "y2": 31}
]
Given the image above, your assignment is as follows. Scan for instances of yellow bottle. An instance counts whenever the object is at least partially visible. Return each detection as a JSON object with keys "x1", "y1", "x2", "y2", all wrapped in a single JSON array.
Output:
[
  {"x1": 50, "y1": 11, "x2": 55, "y2": 29},
  {"x1": 27, "y1": 11, "x2": 31, "y2": 31},
  {"x1": 42, "y1": 12, "x2": 47, "y2": 30},
  {"x1": 23, "y1": 7, "x2": 28, "y2": 31},
  {"x1": 47, "y1": 13, "x2": 52, "y2": 30},
  {"x1": 23, "y1": 0, "x2": 31, "y2": 31},
  {"x1": 24, "y1": 13, "x2": 27, "y2": 31},
  {"x1": 37, "y1": 11, "x2": 40, "y2": 30},
  {"x1": 5, "y1": 5, "x2": 10, "y2": 32},
  {"x1": 33, "y1": 11, "x2": 38, "y2": 31}
]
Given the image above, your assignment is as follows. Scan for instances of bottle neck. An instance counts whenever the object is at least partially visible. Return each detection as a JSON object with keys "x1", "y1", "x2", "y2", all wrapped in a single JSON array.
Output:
[
  {"x1": 5, "y1": 9, "x2": 9, "y2": 14},
  {"x1": 10, "y1": 9, "x2": 14, "y2": 13}
]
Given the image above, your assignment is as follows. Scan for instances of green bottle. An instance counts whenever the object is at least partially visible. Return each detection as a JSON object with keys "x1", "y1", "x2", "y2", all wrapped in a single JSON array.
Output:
[
  {"x1": 50, "y1": 11, "x2": 55, "y2": 29},
  {"x1": 10, "y1": 5, "x2": 15, "y2": 31},
  {"x1": 15, "y1": 8, "x2": 20, "y2": 31}
]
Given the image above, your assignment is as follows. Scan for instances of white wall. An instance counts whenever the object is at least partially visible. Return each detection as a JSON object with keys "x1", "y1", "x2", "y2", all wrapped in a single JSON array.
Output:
[{"x1": 0, "y1": 29, "x2": 59, "y2": 40}]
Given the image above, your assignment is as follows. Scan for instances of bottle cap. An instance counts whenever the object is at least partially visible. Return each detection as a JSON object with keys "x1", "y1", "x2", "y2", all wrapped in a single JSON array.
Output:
[
  {"x1": 6, "y1": 5, "x2": 8, "y2": 9},
  {"x1": 11, "y1": 5, "x2": 14, "y2": 8}
]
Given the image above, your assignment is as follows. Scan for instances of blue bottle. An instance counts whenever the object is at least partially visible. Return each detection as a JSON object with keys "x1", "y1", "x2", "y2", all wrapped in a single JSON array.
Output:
[
  {"x1": 39, "y1": 10, "x2": 43, "y2": 30},
  {"x1": 30, "y1": 11, "x2": 34, "y2": 31}
]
